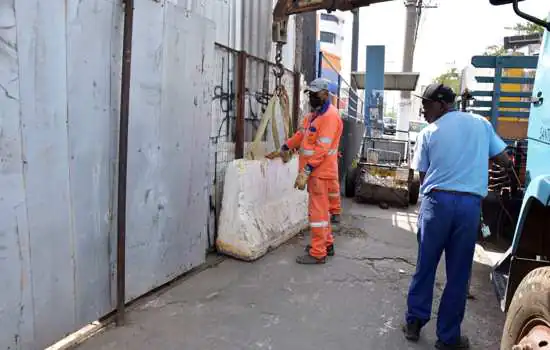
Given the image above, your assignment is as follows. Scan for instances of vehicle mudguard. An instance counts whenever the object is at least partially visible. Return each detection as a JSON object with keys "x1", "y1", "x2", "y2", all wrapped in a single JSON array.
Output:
[{"x1": 510, "y1": 174, "x2": 550, "y2": 255}]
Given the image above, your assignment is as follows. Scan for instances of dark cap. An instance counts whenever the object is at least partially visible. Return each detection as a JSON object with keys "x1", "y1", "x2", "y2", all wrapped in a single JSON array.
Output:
[{"x1": 414, "y1": 83, "x2": 456, "y2": 103}]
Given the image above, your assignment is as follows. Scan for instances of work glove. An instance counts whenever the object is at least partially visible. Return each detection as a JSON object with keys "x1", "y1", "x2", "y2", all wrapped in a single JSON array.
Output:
[
  {"x1": 280, "y1": 144, "x2": 291, "y2": 163},
  {"x1": 265, "y1": 151, "x2": 281, "y2": 159},
  {"x1": 266, "y1": 145, "x2": 292, "y2": 163},
  {"x1": 294, "y1": 170, "x2": 309, "y2": 191},
  {"x1": 281, "y1": 149, "x2": 291, "y2": 163},
  {"x1": 294, "y1": 165, "x2": 312, "y2": 191}
]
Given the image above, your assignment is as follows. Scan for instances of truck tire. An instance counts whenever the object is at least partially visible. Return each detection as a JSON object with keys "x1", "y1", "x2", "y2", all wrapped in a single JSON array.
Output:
[
  {"x1": 408, "y1": 174, "x2": 420, "y2": 205},
  {"x1": 345, "y1": 166, "x2": 358, "y2": 198},
  {"x1": 500, "y1": 266, "x2": 550, "y2": 350}
]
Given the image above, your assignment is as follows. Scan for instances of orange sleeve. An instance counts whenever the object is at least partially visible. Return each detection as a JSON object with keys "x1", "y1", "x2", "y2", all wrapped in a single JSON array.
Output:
[
  {"x1": 307, "y1": 114, "x2": 339, "y2": 168},
  {"x1": 285, "y1": 116, "x2": 308, "y2": 150}
]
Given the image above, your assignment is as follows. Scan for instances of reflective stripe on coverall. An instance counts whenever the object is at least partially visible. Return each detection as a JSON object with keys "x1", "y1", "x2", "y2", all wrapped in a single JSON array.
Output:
[
  {"x1": 328, "y1": 179, "x2": 341, "y2": 215},
  {"x1": 285, "y1": 102, "x2": 343, "y2": 258}
]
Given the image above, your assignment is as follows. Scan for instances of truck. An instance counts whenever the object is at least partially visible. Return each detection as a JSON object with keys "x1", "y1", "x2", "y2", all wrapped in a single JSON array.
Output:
[
  {"x1": 272, "y1": 0, "x2": 550, "y2": 348},
  {"x1": 482, "y1": 1, "x2": 550, "y2": 349}
]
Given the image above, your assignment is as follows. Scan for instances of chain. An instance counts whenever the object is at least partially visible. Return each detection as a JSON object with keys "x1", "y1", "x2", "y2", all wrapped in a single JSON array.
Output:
[{"x1": 273, "y1": 42, "x2": 285, "y2": 93}]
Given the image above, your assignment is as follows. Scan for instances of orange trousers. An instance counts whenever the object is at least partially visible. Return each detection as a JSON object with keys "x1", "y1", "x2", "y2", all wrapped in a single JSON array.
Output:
[
  {"x1": 307, "y1": 177, "x2": 334, "y2": 258},
  {"x1": 328, "y1": 178, "x2": 341, "y2": 215}
]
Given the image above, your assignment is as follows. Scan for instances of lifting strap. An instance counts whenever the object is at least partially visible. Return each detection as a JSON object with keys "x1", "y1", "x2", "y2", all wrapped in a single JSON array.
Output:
[{"x1": 246, "y1": 85, "x2": 293, "y2": 160}]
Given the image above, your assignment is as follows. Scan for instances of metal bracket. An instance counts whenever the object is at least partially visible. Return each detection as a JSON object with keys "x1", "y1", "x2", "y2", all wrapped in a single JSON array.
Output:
[
  {"x1": 532, "y1": 91, "x2": 544, "y2": 107},
  {"x1": 272, "y1": 19, "x2": 288, "y2": 44}
]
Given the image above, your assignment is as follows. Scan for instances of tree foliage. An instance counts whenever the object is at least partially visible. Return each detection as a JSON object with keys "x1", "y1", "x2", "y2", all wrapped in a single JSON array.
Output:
[
  {"x1": 512, "y1": 21, "x2": 545, "y2": 35},
  {"x1": 483, "y1": 21, "x2": 544, "y2": 56},
  {"x1": 384, "y1": 110, "x2": 397, "y2": 119},
  {"x1": 433, "y1": 68, "x2": 461, "y2": 94},
  {"x1": 483, "y1": 45, "x2": 508, "y2": 56}
]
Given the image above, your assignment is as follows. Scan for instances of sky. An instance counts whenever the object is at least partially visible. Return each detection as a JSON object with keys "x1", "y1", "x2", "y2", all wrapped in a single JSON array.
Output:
[{"x1": 336, "y1": 0, "x2": 547, "y2": 97}]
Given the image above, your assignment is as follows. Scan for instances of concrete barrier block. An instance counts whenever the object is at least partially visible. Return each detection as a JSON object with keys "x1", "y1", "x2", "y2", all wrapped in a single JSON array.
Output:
[{"x1": 216, "y1": 157, "x2": 308, "y2": 261}]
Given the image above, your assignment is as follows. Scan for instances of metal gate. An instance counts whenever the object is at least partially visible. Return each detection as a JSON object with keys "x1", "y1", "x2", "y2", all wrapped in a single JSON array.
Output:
[{"x1": 208, "y1": 43, "x2": 301, "y2": 249}]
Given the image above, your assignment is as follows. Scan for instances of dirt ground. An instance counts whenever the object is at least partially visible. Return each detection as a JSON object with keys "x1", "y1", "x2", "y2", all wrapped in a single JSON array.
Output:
[{"x1": 75, "y1": 199, "x2": 505, "y2": 350}]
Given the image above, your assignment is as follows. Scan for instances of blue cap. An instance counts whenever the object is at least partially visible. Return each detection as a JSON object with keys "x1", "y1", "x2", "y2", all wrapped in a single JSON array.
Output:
[{"x1": 305, "y1": 78, "x2": 330, "y2": 93}]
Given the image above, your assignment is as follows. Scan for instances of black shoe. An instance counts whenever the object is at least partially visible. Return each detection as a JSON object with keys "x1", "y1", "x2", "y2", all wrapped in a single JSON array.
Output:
[
  {"x1": 331, "y1": 214, "x2": 341, "y2": 224},
  {"x1": 296, "y1": 254, "x2": 326, "y2": 264},
  {"x1": 305, "y1": 244, "x2": 334, "y2": 256},
  {"x1": 435, "y1": 336, "x2": 470, "y2": 349},
  {"x1": 402, "y1": 319, "x2": 422, "y2": 342}
]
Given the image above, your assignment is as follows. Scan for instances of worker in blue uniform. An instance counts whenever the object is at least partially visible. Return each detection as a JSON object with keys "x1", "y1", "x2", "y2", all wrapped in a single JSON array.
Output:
[{"x1": 402, "y1": 84, "x2": 514, "y2": 349}]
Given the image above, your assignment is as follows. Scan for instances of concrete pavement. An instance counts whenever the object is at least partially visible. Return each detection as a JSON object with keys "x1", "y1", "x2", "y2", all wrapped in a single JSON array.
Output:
[{"x1": 76, "y1": 200, "x2": 505, "y2": 349}]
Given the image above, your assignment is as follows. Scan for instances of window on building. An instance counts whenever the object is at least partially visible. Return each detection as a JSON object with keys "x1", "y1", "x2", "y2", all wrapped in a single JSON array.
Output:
[
  {"x1": 320, "y1": 13, "x2": 339, "y2": 24},
  {"x1": 320, "y1": 31, "x2": 337, "y2": 44}
]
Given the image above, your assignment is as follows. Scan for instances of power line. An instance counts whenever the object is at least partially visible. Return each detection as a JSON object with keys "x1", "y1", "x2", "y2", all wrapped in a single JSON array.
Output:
[{"x1": 412, "y1": 0, "x2": 439, "y2": 57}]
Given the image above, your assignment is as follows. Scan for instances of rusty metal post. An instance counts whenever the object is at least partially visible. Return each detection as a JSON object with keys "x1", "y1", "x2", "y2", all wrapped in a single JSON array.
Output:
[
  {"x1": 116, "y1": 0, "x2": 135, "y2": 326},
  {"x1": 292, "y1": 71, "x2": 301, "y2": 133},
  {"x1": 235, "y1": 51, "x2": 246, "y2": 159}
]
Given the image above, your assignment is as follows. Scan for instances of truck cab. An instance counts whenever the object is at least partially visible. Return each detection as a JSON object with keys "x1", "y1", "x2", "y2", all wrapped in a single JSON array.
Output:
[{"x1": 487, "y1": 1, "x2": 550, "y2": 348}]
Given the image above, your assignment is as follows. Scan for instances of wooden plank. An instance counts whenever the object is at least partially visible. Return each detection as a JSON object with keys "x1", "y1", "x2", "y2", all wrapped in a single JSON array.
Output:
[
  {"x1": 475, "y1": 76, "x2": 535, "y2": 85},
  {"x1": 497, "y1": 120, "x2": 529, "y2": 140},
  {"x1": 471, "y1": 55, "x2": 538, "y2": 69},
  {"x1": 15, "y1": 0, "x2": 76, "y2": 346},
  {"x1": 470, "y1": 109, "x2": 530, "y2": 119},
  {"x1": 472, "y1": 100, "x2": 531, "y2": 109},
  {"x1": 470, "y1": 90, "x2": 532, "y2": 98}
]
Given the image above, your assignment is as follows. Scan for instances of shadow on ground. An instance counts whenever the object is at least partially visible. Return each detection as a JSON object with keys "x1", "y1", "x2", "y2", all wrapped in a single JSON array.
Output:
[{"x1": 76, "y1": 200, "x2": 504, "y2": 350}]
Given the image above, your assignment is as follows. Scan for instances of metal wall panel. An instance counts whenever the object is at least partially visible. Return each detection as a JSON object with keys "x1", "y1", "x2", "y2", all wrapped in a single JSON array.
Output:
[
  {"x1": 124, "y1": 1, "x2": 214, "y2": 301},
  {"x1": 15, "y1": 0, "x2": 78, "y2": 347},
  {"x1": 0, "y1": 0, "x2": 215, "y2": 348},
  {"x1": 0, "y1": 0, "x2": 121, "y2": 348},
  {"x1": 0, "y1": 1, "x2": 35, "y2": 349},
  {"x1": 65, "y1": 0, "x2": 120, "y2": 325}
]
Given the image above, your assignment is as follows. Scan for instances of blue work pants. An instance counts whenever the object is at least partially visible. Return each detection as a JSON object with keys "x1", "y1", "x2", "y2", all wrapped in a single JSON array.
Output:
[{"x1": 406, "y1": 191, "x2": 481, "y2": 344}]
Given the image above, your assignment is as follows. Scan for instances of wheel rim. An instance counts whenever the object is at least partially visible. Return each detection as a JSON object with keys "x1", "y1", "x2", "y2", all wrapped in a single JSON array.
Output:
[{"x1": 514, "y1": 318, "x2": 550, "y2": 349}]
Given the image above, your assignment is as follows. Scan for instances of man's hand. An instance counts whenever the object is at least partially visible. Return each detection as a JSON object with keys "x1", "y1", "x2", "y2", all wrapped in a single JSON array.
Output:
[
  {"x1": 491, "y1": 151, "x2": 513, "y2": 170},
  {"x1": 294, "y1": 170, "x2": 309, "y2": 191},
  {"x1": 265, "y1": 149, "x2": 292, "y2": 162},
  {"x1": 281, "y1": 149, "x2": 291, "y2": 163},
  {"x1": 266, "y1": 145, "x2": 292, "y2": 162},
  {"x1": 265, "y1": 151, "x2": 281, "y2": 159}
]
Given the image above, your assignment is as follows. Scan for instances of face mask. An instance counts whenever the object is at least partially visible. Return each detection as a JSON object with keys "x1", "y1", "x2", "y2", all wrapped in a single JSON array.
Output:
[{"x1": 309, "y1": 93, "x2": 324, "y2": 110}]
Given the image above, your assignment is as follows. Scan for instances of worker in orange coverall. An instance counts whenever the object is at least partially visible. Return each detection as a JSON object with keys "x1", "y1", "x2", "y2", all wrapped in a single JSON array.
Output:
[{"x1": 279, "y1": 78, "x2": 343, "y2": 264}]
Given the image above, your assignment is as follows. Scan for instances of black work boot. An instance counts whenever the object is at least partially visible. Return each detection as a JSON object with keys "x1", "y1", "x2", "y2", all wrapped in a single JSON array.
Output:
[
  {"x1": 296, "y1": 254, "x2": 326, "y2": 264},
  {"x1": 402, "y1": 319, "x2": 422, "y2": 342},
  {"x1": 435, "y1": 336, "x2": 470, "y2": 349},
  {"x1": 331, "y1": 214, "x2": 341, "y2": 224},
  {"x1": 305, "y1": 244, "x2": 334, "y2": 256}
]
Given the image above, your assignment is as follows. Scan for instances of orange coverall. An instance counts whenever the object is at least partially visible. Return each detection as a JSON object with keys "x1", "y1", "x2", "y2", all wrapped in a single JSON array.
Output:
[
  {"x1": 285, "y1": 103, "x2": 343, "y2": 258},
  {"x1": 328, "y1": 178, "x2": 341, "y2": 216}
]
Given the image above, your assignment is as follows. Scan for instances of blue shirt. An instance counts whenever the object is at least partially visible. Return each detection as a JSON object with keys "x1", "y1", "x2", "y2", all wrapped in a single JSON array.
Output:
[{"x1": 412, "y1": 111, "x2": 507, "y2": 198}]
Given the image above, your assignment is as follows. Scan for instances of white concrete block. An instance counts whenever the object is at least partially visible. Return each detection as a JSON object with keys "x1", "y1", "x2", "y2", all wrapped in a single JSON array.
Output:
[{"x1": 216, "y1": 157, "x2": 308, "y2": 261}]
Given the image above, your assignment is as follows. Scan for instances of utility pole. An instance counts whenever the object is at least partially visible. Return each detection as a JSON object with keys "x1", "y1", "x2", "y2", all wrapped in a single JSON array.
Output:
[
  {"x1": 350, "y1": 8, "x2": 360, "y2": 119},
  {"x1": 396, "y1": 0, "x2": 438, "y2": 141}
]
